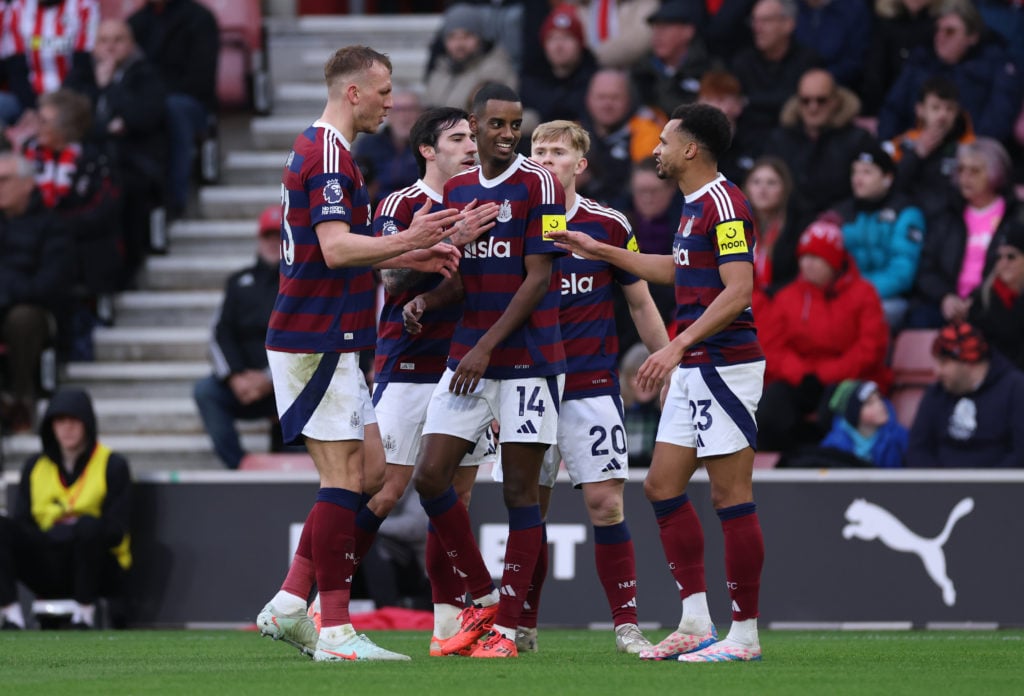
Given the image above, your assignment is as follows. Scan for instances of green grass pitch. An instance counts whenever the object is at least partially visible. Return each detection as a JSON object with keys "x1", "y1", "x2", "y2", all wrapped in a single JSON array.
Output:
[{"x1": 4, "y1": 629, "x2": 1023, "y2": 695}]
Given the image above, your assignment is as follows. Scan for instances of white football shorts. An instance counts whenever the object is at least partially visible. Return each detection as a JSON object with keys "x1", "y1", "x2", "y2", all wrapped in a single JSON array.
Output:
[
  {"x1": 495, "y1": 394, "x2": 628, "y2": 488},
  {"x1": 422, "y1": 369, "x2": 564, "y2": 446},
  {"x1": 656, "y1": 360, "x2": 765, "y2": 458},
  {"x1": 267, "y1": 349, "x2": 376, "y2": 444},
  {"x1": 373, "y1": 380, "x2": 497, "y2": 467}
]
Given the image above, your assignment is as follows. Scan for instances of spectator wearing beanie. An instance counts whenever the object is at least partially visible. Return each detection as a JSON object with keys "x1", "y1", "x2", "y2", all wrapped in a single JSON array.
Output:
[
  {"x1": 907, "y1": 321, "x2": 1024, "y2": 468},
  {"x1": 756, "y1": 217, "x2": 891, "y2": 452},
  {"x1": 967, "y1": 223, "x2": 1024, "y2": 371},
  {"x1": 520, "y1": 4, "x2": 598, "y2": 124},
  {"x1": 832, "y1": 140, "x2": 926, "y2": 332},
  {"x1": 819, "y1": 379, "x2": 908, "y2": 468},
  {"x1": 424, "y1": 4, "x2": 517, "y2": 111}
]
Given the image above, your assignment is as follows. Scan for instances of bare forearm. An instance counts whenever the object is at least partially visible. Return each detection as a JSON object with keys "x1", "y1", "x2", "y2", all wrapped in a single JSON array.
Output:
[
  {"x1": 319, "y1": 228, "x2": 418, "y2": 268},
  {"x1": 626, "y1": 290, "x2": 671, "y2": 353},
  {"x1": 592, "y1": 245, "x2": 676, "y2": 285},
  {"x1": 381, "y1": 267, "x2": 428, "y2": 295},
  {"x1": 674, "y1": 282, "x2": 751, "y2": 352}
]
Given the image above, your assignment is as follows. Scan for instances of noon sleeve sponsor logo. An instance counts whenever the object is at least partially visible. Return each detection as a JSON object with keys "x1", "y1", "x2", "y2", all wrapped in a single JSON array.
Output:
[
  {"x1": 626, "y1": 235, "x2": 639, "y2": 253},
  {"x1": 542, "y1": 213, "x2": 567, "y2": 240},
  {"x1": 715, "y1": 220, "x2": 749, "y2": 255}
]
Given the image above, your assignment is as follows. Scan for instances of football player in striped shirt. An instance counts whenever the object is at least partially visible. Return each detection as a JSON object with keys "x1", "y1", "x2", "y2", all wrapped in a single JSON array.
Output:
[
  {"x1": 403, "y1": 83, "x2": 567, "y2": 658},
  {"x1": 255, "y1": 46, "x2": 460, "y2": 663},
  {"x1": 549, "y1": 103, "x2": 767, "y2": 663},
  {"x1": 502, "y1": 119, "x2": 670, "y2": 654},
  {"x1": 357, "y1": 106, "x2": 501, "y2": 656}
]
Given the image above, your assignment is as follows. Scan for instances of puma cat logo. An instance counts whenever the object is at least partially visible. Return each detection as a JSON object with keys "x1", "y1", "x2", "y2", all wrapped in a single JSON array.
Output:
[{"x1": 842, "y1": 498, "x2": 974, "y2": 606}]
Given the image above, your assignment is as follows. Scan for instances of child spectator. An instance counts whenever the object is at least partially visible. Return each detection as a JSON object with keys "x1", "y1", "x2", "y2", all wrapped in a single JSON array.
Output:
[
  {"x1": 887, "y1": 76, "x2": 975, "y2": 223},
  {"x1": 821, "y1": 379, "x2": 908, "y2": 468}
]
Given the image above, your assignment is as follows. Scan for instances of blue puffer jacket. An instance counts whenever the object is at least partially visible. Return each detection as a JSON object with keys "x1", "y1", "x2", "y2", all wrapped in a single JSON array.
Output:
[
  {"x1": 834, "y1": 192, "x2": 925, "y2": 300},
  {"x1": 821, "y1": 402, "x2": 908, "y2": 468},
  {"x1": 878, "y1": 40, "x2": 1023, "y2": 142}
]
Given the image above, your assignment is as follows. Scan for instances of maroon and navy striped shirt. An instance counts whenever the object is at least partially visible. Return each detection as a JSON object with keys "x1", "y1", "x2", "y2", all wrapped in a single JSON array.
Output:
[
  {"x1": 672, "y1": 174, "x2": 763, "y2": 366},
  {"x1": 443, "y1": 155, "x2": 567, "y2": 379},
  {"x1": 560, "y1": 196, "x2": 640, "y2": 400},
  {"x1": 266, "y1": 121, "x2": 376, "y2": 354},
  {"x1": 373, "y1": 180, "x2": 462, "y2": 384}
]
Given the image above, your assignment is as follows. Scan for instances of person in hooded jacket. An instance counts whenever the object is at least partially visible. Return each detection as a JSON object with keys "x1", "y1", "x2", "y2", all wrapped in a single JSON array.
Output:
[
  {"x1": 756, "y1": 217, "x2": 891, "y2": 452},
  {"x1": 0, "y1": 387, "x2": 131, "y2": 630},
  {"x1": 832, "y1": 140, "x2": 925, "y2": 332}
]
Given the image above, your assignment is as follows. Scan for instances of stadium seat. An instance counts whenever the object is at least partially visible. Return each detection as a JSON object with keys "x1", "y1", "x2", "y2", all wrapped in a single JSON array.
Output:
[
  {"x1": 889, "y1": 329, "x2": 939, "y2": 429},
  {"x1": 891, "y1": 329, "x2": 939, "y2": 387},
  {"x1": 200, "y1": 0, "x2": 271, "y2": 112},
  {"x1": 238, "y1": 452, "x2": 317, "y2": 472}
]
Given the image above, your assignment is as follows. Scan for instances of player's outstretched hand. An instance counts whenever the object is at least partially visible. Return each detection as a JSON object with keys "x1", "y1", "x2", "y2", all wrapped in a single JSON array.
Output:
[
  {"x1": 406, "y1": 199, "x2": 463, "y2": 249},
  {"x1": 403, "y1": 295, "x2": 427, "y2": 335},
  {"x1": 546, "y1": 229, "x2": 604, "y2": 259},
  {"x1": 405, "y1": 243, "x2": 462, "y2": 278},
  {"x1": 450, "y1": 198, "x2": 500, "y2": 245},
  {"x1": 636, "y1": 342, "x2": 686, "y2": 393}
]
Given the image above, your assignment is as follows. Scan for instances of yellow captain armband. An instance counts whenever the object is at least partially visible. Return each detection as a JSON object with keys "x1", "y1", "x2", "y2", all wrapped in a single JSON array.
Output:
[
  {"x1": 715, "y1": 220, "x2": 749, "y2": 255},
  {"x1": 542, "y1": 214, "x2": 567, "y2": 240}
]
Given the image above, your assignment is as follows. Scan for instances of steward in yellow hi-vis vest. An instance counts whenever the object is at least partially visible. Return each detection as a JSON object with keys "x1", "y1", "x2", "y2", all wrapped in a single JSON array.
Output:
[{"x1": 0, "y1": 388, "x2": 132, "y2": 629}]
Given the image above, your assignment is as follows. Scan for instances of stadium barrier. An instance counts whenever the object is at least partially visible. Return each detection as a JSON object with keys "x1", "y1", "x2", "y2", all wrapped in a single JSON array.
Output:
[{"x1": 3, "y1": 469, "x2": 1021, "y2": 629}]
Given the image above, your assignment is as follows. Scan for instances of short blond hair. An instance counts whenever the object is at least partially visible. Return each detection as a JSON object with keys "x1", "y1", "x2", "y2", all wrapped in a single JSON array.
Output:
[
  {"x1": 324, "y1": 45, "x2": 392, "y2": 89},
  {"x1": 531, "y1": 119, "x2": 590, "y2": 156}
]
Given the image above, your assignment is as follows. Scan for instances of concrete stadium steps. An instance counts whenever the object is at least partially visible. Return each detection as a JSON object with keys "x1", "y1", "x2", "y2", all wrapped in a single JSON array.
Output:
[
  {"x1": 249, "y1": 116, "x2": 310, "y2": 149},
  {"x1": 169, "y1": 219, "x2": 263, "y2": 255},
  {"x1": 92, "y1": 396, "x2": 271, "y2": 435},
  {"x1": 0, "y1": 432, "x2": 269, "y2": 472},
  {"x1": 93, "y1": 327, "x2": 210, "y2": 362},
  {"x1": 114, "y1": 291, "x2": 221, "y2": 328},
  {"x1": 198, "y1": 185, "x2": 280, "y2": 219},
  {"x1": 272, "y1": 82, "x2": 325, "y2": 115},
  {"x1": 62, "y1": 361, "x2": 209, "y2": 399},
  {"x1": 224, "y1": 150, "x2": 288, "y2": 185},
  {"x1": 141, "y1": 255, "x2": 252, "y2": 291},
  {"x1": 266, "y1": 14, "x2": 439, "y2": 88}
]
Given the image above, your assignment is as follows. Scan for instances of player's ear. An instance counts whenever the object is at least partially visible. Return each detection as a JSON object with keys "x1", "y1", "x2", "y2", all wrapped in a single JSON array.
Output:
[
  {"x1": 345, "y1": 81, "x2": 360, "y2": 105},
  {"x1": 468, "y1": 113, "x2": 479, "y2": 135},
  {"x1": 419, "y1": 143, "x2": 435, "y2": 162},
  {"x1": 575, "y1": 156, "x2": 588, "y2": 176}
]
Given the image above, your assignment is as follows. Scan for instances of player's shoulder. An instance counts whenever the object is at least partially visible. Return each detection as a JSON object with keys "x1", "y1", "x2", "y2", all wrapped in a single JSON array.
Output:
[
  {"x1": 376, "y1": 181, "x2": 428, "y2": 219},
  {"x1": 445, "y1": 166, "x2": 480, "y2": 189},
  {"x1": 701, "y1": 176, "x2": 750, "y2": 225},
  {"x1": 519, "y1": 157, "x2": 562, "y2": 203},
  {"x1": 577, "y1": 196, "x2": 631, "y2": 232}
]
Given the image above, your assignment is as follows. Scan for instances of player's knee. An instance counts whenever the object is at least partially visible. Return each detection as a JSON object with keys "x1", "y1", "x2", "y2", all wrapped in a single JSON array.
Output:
[
  {"x1": 587, "y1": 502, "x2": 624, "y2": 527},
  {"x1": 643, "y1": 476, "x2": 667, "y2": 502},
  {"x1": 412, "y1": 466, "x2": 445, "y2": 499},
  {"x1": 501, "y1": 479, "x2": 538, "y2": 508}
]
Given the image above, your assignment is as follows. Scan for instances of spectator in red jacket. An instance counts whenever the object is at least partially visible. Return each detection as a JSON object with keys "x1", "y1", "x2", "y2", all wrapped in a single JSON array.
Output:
[{"x1": 756, "y1": 216, "x2": 891, "y2": 451}]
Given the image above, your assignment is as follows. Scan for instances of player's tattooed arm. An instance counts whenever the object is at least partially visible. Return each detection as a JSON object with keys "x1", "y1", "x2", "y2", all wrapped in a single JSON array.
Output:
[{"x1": 381, "y1": 266, "x2": 428, "y2": 295}]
